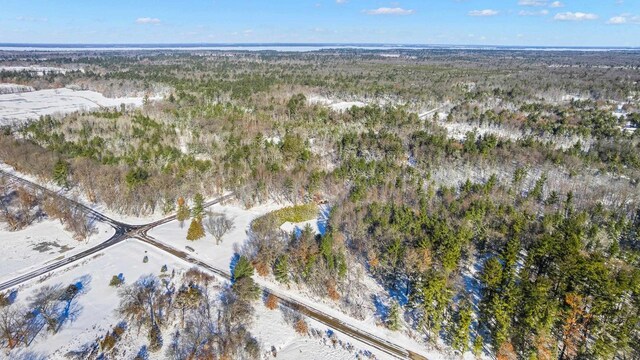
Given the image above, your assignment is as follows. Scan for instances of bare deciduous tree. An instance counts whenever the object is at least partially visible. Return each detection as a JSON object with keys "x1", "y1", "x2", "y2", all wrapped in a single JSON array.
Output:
[{"x1": 204, "y1": 213, "x2": 234, "y2": 245}]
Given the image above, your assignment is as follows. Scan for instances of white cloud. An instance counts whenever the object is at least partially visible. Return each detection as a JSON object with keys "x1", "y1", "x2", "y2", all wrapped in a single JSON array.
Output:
[
  {"x1": 554, "y1": 12, "x2": 598, "y2": 21},
  {"x1": 519, "y1": 9, "x2": 549, "y2": 16},
  {"x1": 607, "y1": 14, "x2": 640, "y2": 24},
  {"x1": 468, "y1": 9, "x2": 499, "y2": 17},
  {"x1": 518, "y1": 0, "x2": 547, "y2": 6},
  {"x1": 16, "y1": 16, "x2": 48, "y2": 22},
  {"x1": 608, "y1": 16, "x2": 627, "y2": 24},
  {"x1": 135, "y1": 17, "x2": 161, "y2": 24},
  {"x1": 364, "y1": 7, "x2": 415, "y2": 15},
  {"x1": 336, "y1": 0, "x2": 347, "y2": 3},
  {"x1": 549, "y1": 1, "x2": 564, "y2": 8}
]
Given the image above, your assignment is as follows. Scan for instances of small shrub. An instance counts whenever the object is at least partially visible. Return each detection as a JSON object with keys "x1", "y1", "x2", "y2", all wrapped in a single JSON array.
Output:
[
  {"x1": 109, "y1": 273, "x2": 124, "y2": 287},
  {"x1": 100, "y1": 333, "x2": 117, "y2": 351},
  {"x1": 326, "y1": 280, "x2": 340, "y2": 301},
  {"x1": 253, "y1": 259, "x2": 270, "y2": 277},
  {"x1": 113, "y1": 323, "x2": 126, "y2": 338},
  {"x1": 0, "y1": 292, "x2": 10, "y2": 307},
  {"x1": 143, "y1": 255, "x2": 149, "y2": 263},
  {"x1": 265, "y1": 293, "x2": 279, "y2": 310},
  {"x1": 294, "y1": 318, "x2": 309, "y2": 335},
  {"x1": 109, "y1": 276, "x2": 122, "y2": 287}
]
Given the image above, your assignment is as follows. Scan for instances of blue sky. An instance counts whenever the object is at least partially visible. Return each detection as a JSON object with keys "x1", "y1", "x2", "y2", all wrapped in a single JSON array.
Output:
[{"x1": 0, "y1": 0, "x2": 639, "y2": 46}]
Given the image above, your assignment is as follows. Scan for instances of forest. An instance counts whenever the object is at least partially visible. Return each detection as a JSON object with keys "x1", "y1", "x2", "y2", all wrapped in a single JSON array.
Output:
[{"x1": 0, "y1": 49, "x2": 639, "y2": 359}]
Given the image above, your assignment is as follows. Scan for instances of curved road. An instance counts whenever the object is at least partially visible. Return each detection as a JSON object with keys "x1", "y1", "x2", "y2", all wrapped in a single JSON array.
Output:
[{"x1": 0, "y1": 169, "x2": 427, "y2": 360}]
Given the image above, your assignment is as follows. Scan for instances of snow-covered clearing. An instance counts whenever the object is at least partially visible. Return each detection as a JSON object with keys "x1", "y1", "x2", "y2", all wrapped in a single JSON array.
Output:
[
  {"x1": 148, "y1": 201, "x2": 283, "y2": 270},
  {"x1": 6, "y1": 239, "x2": 385, "y2": 360},
  {"x1": 0, "y1": 83, "x2": 34, "y2": 95},
  {"x1": 0, "y1": 219, "x2": 113, "y2": 285},
  {"x1": 424, "y1": 111, "x2": 593, "y2": 151},
  {"x1": 308, "y1": 94, "x2": 367, "y2": 112},
  {"x1": 7, "y1": 240, "x2": 172, "y2": 359},
  {"x1": 0, "y1": 66, "x2": 82, "y2": 75},
  {"x1": 0, "y1": 87, "x2": 144, "y2": 126}
]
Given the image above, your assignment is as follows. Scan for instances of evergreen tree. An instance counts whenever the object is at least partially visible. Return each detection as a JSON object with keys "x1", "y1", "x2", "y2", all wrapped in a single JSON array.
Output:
[
  {"x1": 387, "y1": 300, "x2": 401, "y2": 331},
  {"x1": 473, "y1": 335, "x2": 484, "y2": 358},
  {"x1": 451, "y1": 301, "x2": 473, "y2": 353},
  {"x1": 529, "y1": 173, "x2": 547, "y2": 202},
  {"x1": 233, "y1": 255, "x2": 254, "y2": 281},
  {"x1": 147, "y1": 324, "x2": 162, "y2": 352},
  {"x1": 52, "y1": 159, "x2": 70, "y2": 188},
  {"x1": 109, "y1": 275, "x2": 124, "y2": 287},
  {"x1": 176, "y1": 197, "x2": 190, "y2": 227},
  {"x1": 414, "y1": 270, "x2": 450, "y2": 339},
  {"x1": 191, "y1": 193, "x2": 204, "y2": 219},
  {"x1": 274, "y1": 255, "x2": 290, "y2": 284},
  {"x1": 186, "y1": 218, "x2": 205, "y2": 241},
  {"x1": 232, "y1": 256, "x2": 260, "y2": 301}
]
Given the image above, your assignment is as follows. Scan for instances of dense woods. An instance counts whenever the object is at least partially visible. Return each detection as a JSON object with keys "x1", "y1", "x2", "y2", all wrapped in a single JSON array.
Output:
[{"x1": 1, "y1": 49, "x2": 639, "y2": 358}]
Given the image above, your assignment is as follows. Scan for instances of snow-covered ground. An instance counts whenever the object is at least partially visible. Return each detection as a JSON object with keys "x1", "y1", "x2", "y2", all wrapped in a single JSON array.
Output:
[
  {"x1": 428, "y1": 111, "x2": 593, "y2": 151},
  {"x1": 148, "y1": 201, "x2": 283, "y2": 270},
  {"x1": 0, "y1": 65, "x2": 82, "y2": 75},
  {"x1": 0, "y1": 83, "x2": 34, "y2": 95},
  {"x1": 0, "y1": 88, "x2": 144, "y2": 126},
  {"x1": 255, "y1": 302, "x2": 388, "y2": 360},
  {"x1": 6, "y1": 239, "x2": 387, "y2": 360},
  {"x1": 308, "y1": 94, "x2": 367, "y2": 112},
  {"x1": 0, "y1": 218, "x2": 114, "y2": 285},
  {"x1": 7, "y1": 240, "x2": 168, "y2": 359}
]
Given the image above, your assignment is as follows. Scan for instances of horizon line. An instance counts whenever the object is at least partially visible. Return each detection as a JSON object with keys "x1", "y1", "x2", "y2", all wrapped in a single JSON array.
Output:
[{"x1": 0, "y1": 42, "x2": 639, "y2": 50}]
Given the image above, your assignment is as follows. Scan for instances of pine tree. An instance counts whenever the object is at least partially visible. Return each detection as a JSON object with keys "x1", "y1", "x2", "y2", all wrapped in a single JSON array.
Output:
[
  {"x1": 274, "y1": 255, "x2": 289, "y2": 284},
  {"x1": 186, "y1": 218, "x2": 205, "y2": 241},
  {"x1": 451, "y1": 302, "x2": 473, "y2": 353},
  {"x1": 233, "y1": 256, "x2": 254, "y2": 281},
  {"x1": 473, "y1": 335, "x2": 484, "y2": 358},
  {"x1": 387, "y1": 300, "x2": 401, "y2": 331},
  {"x1": 176, "y1": 197, "x2": 190, "y2": 227},
  {"x1": 191, "y1": 193, "x2": 204, "y2": 219},
  {"x1": 52, "y1": 159, "x2": 70, "y2": 188}
]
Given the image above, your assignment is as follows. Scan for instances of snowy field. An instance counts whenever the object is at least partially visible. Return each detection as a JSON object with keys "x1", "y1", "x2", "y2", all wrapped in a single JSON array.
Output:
[
  {"x1": 308, "y1": 94, "x2": 367, "y2": 112},
  {"x1": 5, "y1": 239, "x2": 385, "y2": 360},
  {"x1": 0, "y1": 218, "x2": 114, "y2": 285},
  {"x1": 0, "y1": 66, "x2": 81, "y2": 75},
  {"x1": 0, "y1": 88, "x2": 144, "y2": 126},
  {"x1": 148, "y1": 201, "x2": 283, "y2": 272},
  {"x1": 0, "y1": 83, "x2": 34, "y2": 95}
]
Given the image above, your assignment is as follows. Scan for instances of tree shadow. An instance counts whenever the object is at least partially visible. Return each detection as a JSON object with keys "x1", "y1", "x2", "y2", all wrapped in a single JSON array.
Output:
[
  {"x1": 229, "y1": 253, "x2": 240, "y2": 278},
  {"x1": 372, "y1": 294, "x2": 389, "y2": 322}
]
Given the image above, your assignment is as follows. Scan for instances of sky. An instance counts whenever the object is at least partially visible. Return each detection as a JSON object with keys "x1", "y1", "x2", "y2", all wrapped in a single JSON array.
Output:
[{"x1": 0, "y1": 0, "x2": 639, "y2": 47}]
